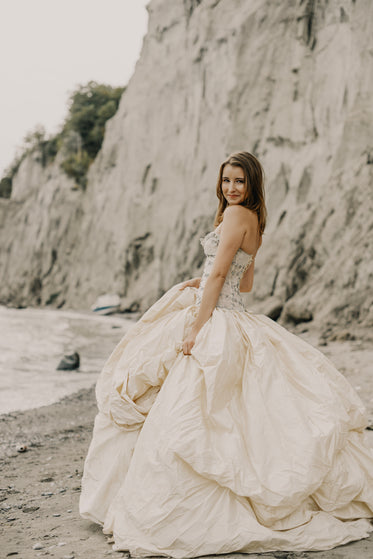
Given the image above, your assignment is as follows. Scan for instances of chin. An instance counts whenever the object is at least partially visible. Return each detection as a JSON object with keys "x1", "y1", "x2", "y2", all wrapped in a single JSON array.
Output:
[{"x1": 226, "y1": 199, "x2": 243, "y2": 206}]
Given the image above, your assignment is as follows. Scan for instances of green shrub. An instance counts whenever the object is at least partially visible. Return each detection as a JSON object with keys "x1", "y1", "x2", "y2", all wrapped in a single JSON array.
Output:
[
  {"x1": 60, "y1": 149, "x2": 91, "y2": 189},
  {"x1": 40, "y1": 135, "x2": 60, "y2": 166},
  {"x1": 62, "y1": 81, "x2": 124, "y2": 159},
  {"x1": 0, "y1": 80, "x2": 125, "y2": 196}
]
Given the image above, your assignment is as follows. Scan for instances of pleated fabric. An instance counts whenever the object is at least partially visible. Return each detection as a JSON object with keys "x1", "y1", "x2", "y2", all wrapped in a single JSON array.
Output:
[{"x1": 80, "y1": 283, "x2": 373, "y2": 557}]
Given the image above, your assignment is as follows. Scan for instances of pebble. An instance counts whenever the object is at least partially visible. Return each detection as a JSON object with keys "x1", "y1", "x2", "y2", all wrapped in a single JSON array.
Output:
[
  {"x1": 58, "y1": 542, "x2": 67, "y2": 546},
  {"x1": 59, "y1": 488, "x2": 67, "y2": 493},
  {"x1": 63, "y1": 555, "x2": 75, "y2": 559},
  {"x1": 57, "y1": 350, "x2": 80, "y2": 370},
  {"x1": 22, "y1": 506, "x2": 40, "y2": 513},
  {"x1": 32, "y1": 543, "x2": 44, "y2": 550},
  {"x1": 52, "y1": 513, "x2": 61, "y2": 517},
  {"x1": 67, "y1": 509, "x2": 72, "y2": 513},
  {"x1": 16, "y1": 443, "x2": 28, "y2": 453},
  {"x1": 41, "y1": 492, "x2": 54, "y2": 496}
]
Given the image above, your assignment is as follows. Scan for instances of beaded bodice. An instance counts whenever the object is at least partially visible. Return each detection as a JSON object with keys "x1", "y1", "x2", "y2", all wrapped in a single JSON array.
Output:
[{"x1": 196, "y1": 229, "x2": 254, "y2": 311}]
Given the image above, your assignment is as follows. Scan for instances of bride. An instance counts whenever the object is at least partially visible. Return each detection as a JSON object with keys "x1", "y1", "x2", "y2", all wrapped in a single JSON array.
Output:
[{"x1": 80, "y1": 151, "x2": 373, "y2": 557}]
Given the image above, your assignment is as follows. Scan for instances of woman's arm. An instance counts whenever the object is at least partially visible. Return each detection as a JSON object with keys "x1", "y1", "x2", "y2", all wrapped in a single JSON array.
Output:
[{"x1": 182, "y1": 206, "x2": 256, "y2": 354}]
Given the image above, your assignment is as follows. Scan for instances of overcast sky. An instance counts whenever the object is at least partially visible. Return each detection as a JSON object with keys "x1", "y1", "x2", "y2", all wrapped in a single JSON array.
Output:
[{"x1": 0, "y1": 0, "x2": 149, "y2": 176}]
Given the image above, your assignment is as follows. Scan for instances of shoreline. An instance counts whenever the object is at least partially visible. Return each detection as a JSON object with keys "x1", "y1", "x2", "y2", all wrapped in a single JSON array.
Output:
[
  {"x1": 0, "y1": 306, "x2": 135, "y2": 415},
  {"x1": 1, "y1": 336, "x2": 372, "y2": 558}
]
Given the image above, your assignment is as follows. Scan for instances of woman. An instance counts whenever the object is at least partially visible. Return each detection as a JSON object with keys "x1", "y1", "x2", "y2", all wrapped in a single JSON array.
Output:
[{"x1": 80, "y1": 152, "x2": 373, "y2": 557}]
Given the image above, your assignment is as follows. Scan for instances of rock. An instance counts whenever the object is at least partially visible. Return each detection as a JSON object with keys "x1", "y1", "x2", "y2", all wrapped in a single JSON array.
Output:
[
  {"x1": 91, "y1": 294, "x2": 121, "y2": 315},
  {"x1": 257, "y1": 296, "x2": 284, "y2": 321},
  {"x1": 57, "y1": 352, "x2": 80, "y2": 371},
  {"x1": 32, "y1": 543, "x2": 44, "y2": 550},
  {"x1": 22, "y1": 506, "x2": 39, "y2": 513},
  {"x1": 266, "y1": 303, "x2": 284, "y2": 322},
  {"x1": 119, "y1": 298, "x2": 140, "y2": 313},
  {"x1": 327, "y1": 330, "x2": 356, "y2": 342},
  {"x1": 282, "y1": 300, "x2": 313, "y2": 325}
]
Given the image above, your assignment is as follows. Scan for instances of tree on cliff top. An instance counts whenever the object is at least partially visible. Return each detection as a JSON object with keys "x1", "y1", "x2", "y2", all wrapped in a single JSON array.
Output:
[
  {"x1": 60, "y1": 81, "x2": 124, "y2": 188},
  {"x1": 62, "y1": 81, "x2": 124, "y2": 159},
  {"x1": 0, "y1": 81, "x2": 125, "y2": 197}
]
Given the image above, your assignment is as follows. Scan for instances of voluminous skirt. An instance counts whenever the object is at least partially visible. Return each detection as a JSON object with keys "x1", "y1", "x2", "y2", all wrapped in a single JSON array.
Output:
[{"x1": 80, "y1": 283, "x2": 373, "y2": 557}]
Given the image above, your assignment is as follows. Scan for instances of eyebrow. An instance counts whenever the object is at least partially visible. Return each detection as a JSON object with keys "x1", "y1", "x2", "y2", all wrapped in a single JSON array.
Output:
[{"x1": 222, "y1": 176, "x2": 244, "y2": 179}]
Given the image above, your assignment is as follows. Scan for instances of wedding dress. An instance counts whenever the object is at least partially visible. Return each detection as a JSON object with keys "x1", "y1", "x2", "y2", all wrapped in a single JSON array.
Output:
[{"x1": 80, "y1": 228, "x2": 373, "y2": 557}]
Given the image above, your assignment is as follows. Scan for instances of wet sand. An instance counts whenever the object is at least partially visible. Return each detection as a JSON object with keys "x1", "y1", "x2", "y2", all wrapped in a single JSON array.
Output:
[{"x1": 1, "y1": 333, "x2": 372, "y2": 558}]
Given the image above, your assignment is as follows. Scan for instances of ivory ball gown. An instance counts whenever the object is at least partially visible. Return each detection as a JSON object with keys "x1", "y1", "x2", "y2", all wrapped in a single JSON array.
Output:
[{"x1": 80, "y1": 228, "x2": 373, "y2": 557}]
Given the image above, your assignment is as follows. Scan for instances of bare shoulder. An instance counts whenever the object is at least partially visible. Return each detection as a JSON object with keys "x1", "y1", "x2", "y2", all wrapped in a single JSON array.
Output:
[{"x1": 223, "y1": 205, "x2": 258, "y2": 226}]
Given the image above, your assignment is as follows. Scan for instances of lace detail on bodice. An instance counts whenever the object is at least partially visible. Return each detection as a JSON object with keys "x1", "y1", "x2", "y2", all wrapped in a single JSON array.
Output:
[{"x1": 196, "y1": 230, "x2": 254, "y2": 311}]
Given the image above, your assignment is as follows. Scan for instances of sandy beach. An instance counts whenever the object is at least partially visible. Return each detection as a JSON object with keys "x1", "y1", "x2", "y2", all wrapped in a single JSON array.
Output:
[{"x1": 1, "y1": 329, "x2": 372, "y2": 559}]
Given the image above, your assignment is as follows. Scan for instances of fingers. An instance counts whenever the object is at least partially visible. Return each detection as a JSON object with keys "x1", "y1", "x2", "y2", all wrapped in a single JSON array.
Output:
[
  {"x1": 179, "y1": 281, "x2": 193, "y2": 290},
  {"x1": 182, "y1": 340, "x2": 195, "y2": 355},
  {"x1": 177, "y1": 339, "x2": 194, "y2": 355}
]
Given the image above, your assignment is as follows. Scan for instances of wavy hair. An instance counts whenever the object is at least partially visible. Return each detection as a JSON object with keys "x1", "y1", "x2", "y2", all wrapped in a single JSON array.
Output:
[{"x1": 213, "y1": 151, "x2": 267, "y2": 236}]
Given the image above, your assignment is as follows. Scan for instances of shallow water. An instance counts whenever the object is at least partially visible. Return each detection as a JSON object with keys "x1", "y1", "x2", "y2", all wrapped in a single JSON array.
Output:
[{"x1": 0, "y1": 305, "x2": 134, "y2": 414}]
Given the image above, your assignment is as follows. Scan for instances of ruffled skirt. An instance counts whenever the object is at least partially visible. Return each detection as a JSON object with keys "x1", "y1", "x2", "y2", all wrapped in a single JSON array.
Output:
[{"x1": 80, "y1": 283, "x2": 373, "y2": 557}]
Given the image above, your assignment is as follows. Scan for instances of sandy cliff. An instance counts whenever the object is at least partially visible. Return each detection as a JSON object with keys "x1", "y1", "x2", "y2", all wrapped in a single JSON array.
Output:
[{"x1": 1, "y1": 0, "x2": 372, "y2": 336}]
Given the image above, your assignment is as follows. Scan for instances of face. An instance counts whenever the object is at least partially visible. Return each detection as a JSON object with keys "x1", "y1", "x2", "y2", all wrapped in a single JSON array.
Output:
[{"x1": 221, "y1": 164, "x2": 246, "y2": 205}]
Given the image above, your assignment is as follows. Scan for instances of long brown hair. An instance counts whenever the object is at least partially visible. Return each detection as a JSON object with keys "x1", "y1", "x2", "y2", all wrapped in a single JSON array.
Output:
[{"x1": 213, "y1": 151, "x2": 267, "y2": 236}]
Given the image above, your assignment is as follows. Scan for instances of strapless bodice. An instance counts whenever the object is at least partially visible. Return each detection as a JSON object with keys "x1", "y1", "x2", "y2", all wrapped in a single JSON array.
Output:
[{"x1": 196, "y1": 229, "x2": 254, "y2": 311}]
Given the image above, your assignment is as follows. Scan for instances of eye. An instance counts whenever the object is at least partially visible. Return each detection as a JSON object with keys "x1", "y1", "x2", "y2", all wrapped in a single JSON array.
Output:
[{"x1": 222, "y1": 178, "x2": 229, "y2": 182}]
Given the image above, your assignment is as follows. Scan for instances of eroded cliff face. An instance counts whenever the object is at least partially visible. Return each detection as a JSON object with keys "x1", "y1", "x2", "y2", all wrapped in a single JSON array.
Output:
[{"x1": 1, "y1": 0, "x2": 372, "y2": 336}]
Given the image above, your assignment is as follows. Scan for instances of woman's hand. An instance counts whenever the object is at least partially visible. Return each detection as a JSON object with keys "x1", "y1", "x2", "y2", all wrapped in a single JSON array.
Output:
[
  {"x1": 179, "y1": 277, "x2": 201, "y2": 290},
  {"x1": 182, "y1": 327, "x2": 198, "y2": 355}
]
